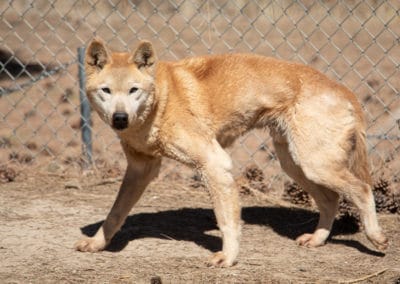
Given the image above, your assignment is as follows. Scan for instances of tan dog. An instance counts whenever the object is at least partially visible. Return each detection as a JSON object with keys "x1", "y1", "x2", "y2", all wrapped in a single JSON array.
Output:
[{"x1": 75, "y1": 38, "x2": 388, "y2": 267}]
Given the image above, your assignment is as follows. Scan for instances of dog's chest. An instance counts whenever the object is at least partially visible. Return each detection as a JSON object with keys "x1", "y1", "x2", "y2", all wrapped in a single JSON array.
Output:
[{"x1": 119, "y1": 125, "x2": 163, "y2": 157}]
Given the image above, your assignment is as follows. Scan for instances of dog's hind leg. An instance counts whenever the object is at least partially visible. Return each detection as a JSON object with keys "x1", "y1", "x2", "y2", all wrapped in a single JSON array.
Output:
[
  {"x1": 279, "y1": 130, "x2": 388, "y2": 251},
  {"x1": 294, "y1": 186, "x2": 339, "y2": 247},
  {"x1": 301, "y1": 166, "x2": 388, "y2": 250},
  {"x1": 271, "y1": 93, "x2": 388, "y2": 251},
  {"x1": 75, "y1": 151, "x2": 161, "y2": 252},
  {"x1": 273, "y1": 138, "x2": 339, "y2": 247}
]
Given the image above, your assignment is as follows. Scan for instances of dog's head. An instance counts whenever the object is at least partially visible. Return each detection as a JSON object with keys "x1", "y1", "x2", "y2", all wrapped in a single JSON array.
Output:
[{"x1": 85, "y1": 38, "x2": 156, "y2": 131}]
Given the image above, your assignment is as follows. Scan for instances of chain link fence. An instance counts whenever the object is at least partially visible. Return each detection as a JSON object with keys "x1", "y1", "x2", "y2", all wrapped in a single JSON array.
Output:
[{"x1": 0, "y1": 0, "x2": 399, "y2": 189}]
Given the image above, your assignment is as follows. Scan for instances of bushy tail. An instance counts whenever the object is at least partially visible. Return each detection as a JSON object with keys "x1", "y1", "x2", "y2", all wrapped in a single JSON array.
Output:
[{"x1": 349, "y1": 128, "x2": 373, "y2": 186}]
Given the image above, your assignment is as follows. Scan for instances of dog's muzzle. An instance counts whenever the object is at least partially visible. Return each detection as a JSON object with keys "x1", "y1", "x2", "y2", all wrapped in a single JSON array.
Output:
[{"x1": 112, "y1": 112, "x2": 129, "y2": 130}]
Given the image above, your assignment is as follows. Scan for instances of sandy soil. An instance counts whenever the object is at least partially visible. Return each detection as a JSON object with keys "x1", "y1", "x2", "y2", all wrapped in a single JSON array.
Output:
[{"x1": 0, "y1": 172, "x2": 399, "y2": 283}]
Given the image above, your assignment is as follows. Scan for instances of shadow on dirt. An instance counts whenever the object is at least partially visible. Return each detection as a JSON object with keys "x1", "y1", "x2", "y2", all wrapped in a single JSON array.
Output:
[
  {"x1": 81, "y1": 206, "x2": 384, "y2": 257},
  {"x1": 0, "y1": 49, "x2": 46, "y2": 81}
]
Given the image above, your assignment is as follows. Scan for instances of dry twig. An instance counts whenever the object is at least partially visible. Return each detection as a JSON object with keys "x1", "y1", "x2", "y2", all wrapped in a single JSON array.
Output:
[{"x1": 338, "y1": 268, "x2": 388, "y2": 284}]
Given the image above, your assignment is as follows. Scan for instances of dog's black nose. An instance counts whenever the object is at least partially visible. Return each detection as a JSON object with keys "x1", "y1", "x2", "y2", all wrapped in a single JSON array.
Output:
[{"x1": 112, "y1": 112, "x2": 128, "y2": 130}]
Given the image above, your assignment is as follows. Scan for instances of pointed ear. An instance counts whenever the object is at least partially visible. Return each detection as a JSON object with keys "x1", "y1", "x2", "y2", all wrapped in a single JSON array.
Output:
[
  {"x1": 131, "y1": 41, "x2": 156, "y2": 69},
  {"x1": 86, "y1": 38, "x2": 110, "y2": 70}
]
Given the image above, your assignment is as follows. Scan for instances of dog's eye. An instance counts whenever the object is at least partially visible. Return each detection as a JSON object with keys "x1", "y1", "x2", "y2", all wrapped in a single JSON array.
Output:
[
  {"x1": 101, "y1": 87, "x2": 111, "y2": 94},
  {"x1": 129, "y1": 87, "x2": 138, "y2": 94}
]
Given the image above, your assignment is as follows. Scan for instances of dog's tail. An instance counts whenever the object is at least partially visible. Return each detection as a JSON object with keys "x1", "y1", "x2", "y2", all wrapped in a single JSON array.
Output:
[{"x1": 349, "y1": 127, "x2": 373, "y2": 186}]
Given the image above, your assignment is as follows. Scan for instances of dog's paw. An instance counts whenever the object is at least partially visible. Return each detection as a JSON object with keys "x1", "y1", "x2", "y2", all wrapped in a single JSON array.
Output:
[
  {"x1": 74, "y1": 237, "x2": 106, "y2": 252},
  {"x1": 295, "y1": 233, "x2": 325, "y2": 248},
  {"x1": 208, "y1": 251, "x2": 236, "y2": 268},
  {"x1": 367, "y1": 232, "x2": 388, "y2": 251}
]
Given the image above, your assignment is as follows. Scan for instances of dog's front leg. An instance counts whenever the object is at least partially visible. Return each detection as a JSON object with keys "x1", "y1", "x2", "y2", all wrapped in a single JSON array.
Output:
[
  {"x1": 200, "y1": 140, "x2": 241, "y2": 267},
  {"x1": 75, "y1": 154, "x2": 161, "y2": 252}
]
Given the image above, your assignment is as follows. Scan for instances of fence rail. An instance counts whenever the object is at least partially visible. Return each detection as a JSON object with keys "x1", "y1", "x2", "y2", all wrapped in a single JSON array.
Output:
[{"x1": 0, "y1": 0, "x2": 399, "y2": 188}]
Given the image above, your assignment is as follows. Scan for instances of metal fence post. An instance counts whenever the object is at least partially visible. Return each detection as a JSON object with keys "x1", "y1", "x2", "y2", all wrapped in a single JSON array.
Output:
[{"x1": 78, "y1": 47, "x2": 93, "y2": 168}]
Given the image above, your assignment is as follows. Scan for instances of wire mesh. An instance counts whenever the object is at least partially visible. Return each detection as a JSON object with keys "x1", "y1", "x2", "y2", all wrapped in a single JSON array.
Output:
[{"x1": 0, "y1": 0, "x2": 399, "y2": 188}]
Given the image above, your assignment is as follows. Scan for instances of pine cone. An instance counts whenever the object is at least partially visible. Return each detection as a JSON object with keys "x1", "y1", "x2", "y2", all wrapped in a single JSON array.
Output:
[
  {"x1": 244, "y1": 165, "x2": 264, "y2": 182},
  {"x1": 283, "y1": 182, "x2": 311, "y2": 206}
]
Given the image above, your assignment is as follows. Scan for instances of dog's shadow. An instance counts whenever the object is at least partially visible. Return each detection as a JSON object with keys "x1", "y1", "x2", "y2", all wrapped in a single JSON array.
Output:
[{"x1": 81, "y1": 206, "x2": 384, "y2": 257}]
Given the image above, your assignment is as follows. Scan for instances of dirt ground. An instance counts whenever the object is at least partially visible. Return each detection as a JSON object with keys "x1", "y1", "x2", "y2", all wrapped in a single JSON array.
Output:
[{"x1": 0, "y1": 170, "x2": 399, "y2": 284}]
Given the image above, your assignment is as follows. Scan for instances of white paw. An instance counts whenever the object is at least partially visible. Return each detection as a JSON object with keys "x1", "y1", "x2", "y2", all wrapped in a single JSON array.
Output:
[
  {"x1": 295, "y1": 233, "x2": 325, "y2": 248},
  {"x1": 208, "y1": 251, "x2": 236, "y2": 268},
  {"x1": 367, "y1": 232, "x2": 388, "y2": 251},
  {"x1": 74, "y1": 237, "x2": 106, "y2": 252}
]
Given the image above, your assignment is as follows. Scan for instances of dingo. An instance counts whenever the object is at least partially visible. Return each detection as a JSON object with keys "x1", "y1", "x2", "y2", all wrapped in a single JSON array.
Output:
[{"x1": 75, "y1": 38, "x2": 388, "y2": 267}]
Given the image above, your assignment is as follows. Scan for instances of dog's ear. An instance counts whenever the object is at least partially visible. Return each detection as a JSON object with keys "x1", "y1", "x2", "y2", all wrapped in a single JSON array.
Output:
[
  {"x1": 131, "y1": 41, "x2": 156, "y2": 69},
  {"x1": 86, "y1": 38, "x2": 110, "y2": 70}
]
